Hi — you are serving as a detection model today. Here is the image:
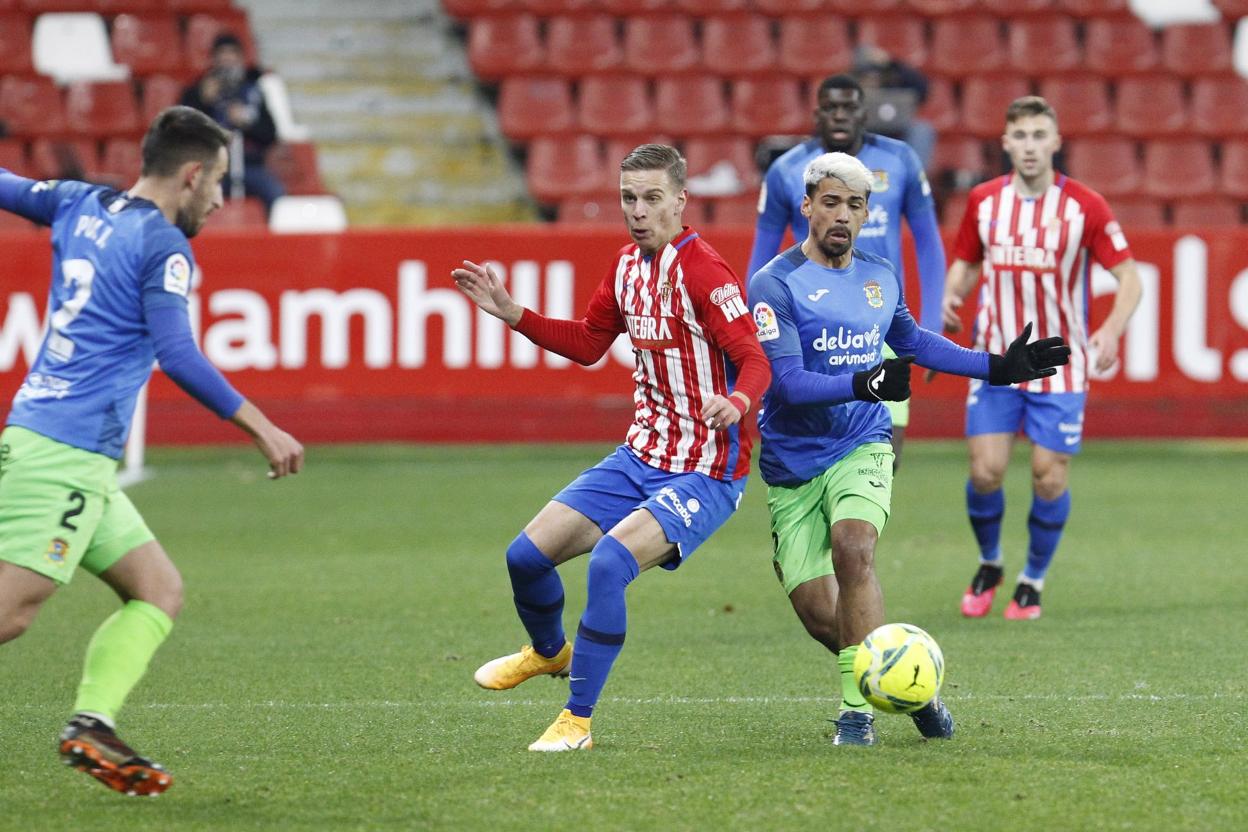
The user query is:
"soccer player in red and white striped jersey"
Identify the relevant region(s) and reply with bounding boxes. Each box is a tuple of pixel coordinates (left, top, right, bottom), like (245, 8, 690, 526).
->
(940, 96, 1142, 620)
(452, 144, 770, 751)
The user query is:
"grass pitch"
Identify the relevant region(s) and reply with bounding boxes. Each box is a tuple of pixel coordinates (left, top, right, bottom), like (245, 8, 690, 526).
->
(1, 441, 1244, 831)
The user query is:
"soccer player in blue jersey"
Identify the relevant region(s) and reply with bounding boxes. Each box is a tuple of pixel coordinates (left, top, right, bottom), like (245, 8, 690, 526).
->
(749, 74, 945, 469)
(0, 107, 304, 795)
(748, 153, 1069, 746)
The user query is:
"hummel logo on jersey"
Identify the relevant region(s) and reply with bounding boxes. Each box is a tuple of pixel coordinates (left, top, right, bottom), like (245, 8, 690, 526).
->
(807, 288, 830, 302)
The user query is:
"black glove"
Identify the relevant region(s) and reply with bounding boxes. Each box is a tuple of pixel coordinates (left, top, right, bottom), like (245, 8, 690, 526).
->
(987, 322, 1072, 385)
(852, 355, 915, 402)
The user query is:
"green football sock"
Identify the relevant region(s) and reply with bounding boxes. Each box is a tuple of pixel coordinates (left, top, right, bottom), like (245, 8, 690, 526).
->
(837, 645, 872, 714)
(74, 600, 173, 722)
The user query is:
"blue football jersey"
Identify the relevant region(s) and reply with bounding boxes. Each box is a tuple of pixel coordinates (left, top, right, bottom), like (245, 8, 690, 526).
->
(748, 245, 923, 486)
(4, 178, 196, 458)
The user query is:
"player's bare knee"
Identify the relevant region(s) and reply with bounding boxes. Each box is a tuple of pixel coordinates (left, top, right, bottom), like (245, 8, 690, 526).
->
(137, 566, 184, 620)
(969, 463, 1005, 493)
(0, 605, 40, 644)
(830, 527, 876, 583)
(1031, 461, 1069, 499)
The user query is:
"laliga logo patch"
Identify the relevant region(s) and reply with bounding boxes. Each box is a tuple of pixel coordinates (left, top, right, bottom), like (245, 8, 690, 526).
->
(753, 302, 780, 342)
(164, 253, 191, 296)
(863, 280, 884, 309)
(871, 170, 890, 193)
(47, 538, 70, 565)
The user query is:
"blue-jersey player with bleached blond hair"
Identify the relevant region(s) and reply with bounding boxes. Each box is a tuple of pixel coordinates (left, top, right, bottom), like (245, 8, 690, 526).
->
(748, 152, 1070, 746)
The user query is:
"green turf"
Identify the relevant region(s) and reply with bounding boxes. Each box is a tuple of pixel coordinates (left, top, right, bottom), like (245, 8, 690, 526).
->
(1, 441, 1244, 831)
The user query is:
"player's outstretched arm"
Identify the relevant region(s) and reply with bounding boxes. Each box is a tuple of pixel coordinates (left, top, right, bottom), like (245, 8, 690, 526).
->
(987, 322, 1071, 386)
(452, 260, 523, 325)
(230, 401, 304, 479)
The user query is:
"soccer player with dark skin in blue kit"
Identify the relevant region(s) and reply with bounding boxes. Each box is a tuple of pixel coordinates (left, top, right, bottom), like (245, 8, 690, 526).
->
(748, 153, 1069, 745)
(0, 106, 304, 796)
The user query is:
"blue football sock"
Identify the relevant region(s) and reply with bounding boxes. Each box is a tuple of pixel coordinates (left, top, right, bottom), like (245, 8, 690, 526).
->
(505, 533, 565, 659)
(1024, 491, 1071, 584)
(566, 535, 639, 719)
(966, 482, 1005, 564)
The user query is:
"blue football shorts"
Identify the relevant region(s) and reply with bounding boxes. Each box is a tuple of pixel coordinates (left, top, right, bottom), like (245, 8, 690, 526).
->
(552, 445, 748, 570)
(965, 379, 1087, 455)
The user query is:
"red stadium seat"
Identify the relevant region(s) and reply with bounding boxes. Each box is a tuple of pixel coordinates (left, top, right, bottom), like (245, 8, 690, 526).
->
(754, 0, 824, 12)
(497, 76, 575, 140)
(778, 17, 852, 77)
(203, 197, 266, 230)
(906, 0, 976, 12)
(546, 16, 622, 77)
(95, 0, 178, 10)
(1220, 143, 1248, 199)
(525, 135, 608, 204)
(674, 0, 750, 13)
(1083, 18, 1158, 76)
(731, 77, 807, 137)
(1115, 76, 1188, 138)
(267, 142, 326, 195)
(1038, 75, 1113, 137)
(931, 135, 987, 187)
(654, 75, 728, 136)
(0, 140, 28, 175)
(169, 0, 240, 11)
(984, 0, 1057, 13)
(1212, 0, 1248, 17)
(1160, 23, 1233, 77)
(441, 0, 514, 17)
(706, 193, 761, 227)
(1142, 140, 1216, 199)
(961, 76, 1032, 139)
(929, 16, 1005, 77)
(98, 137, 142, 187)
(558, 192, 623, 225)
(0, 13, 33, 75)
(1064, 137, 1141, 197)
(524, 0, 598, 13)
(18, 0, 101, 10)
(1106, 195, 1166, 228)
(65, 81, 141, 138)
(1007, 16, 1081, 74)
(466, 15, 542, 82)
(684, 136, 760, 191)
(139, 74, 184, 125)
(1057, 0, 1130, 16)
(577, 76, 654, 136)
(1171, 197, 1242, 227)
(623, 16, 699, 76)
(111, 14, 184, 77)
(29, 138, 100, 181)
(185, 12, 258, 75)
(856, 16, 927, 69)
(824, 0, 905, 12)
(604, 135, 675, 167)
(600, 0, 669, 13)
(0, 76, 67, 138)
(917, 77, 958, 133)
(1191, 76, 1248, 137)
(940, 190, 970, 226)
(702, 16, 776, 77)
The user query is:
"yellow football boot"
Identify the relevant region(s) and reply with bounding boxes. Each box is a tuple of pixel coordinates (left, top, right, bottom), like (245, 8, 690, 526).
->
(528, 709, 592, 752)
(473, 642, 572, 690)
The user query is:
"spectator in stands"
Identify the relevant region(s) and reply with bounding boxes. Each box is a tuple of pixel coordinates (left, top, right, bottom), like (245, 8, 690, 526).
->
(851, 44, 936, 170)
(181, 33, 285, 213)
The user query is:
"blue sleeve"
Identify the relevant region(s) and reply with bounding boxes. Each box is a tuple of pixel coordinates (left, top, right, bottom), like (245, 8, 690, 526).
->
(769, 354, 857, 406)
(901, 151, 947, 331)
(747, 225, 784, 282)
(0, 170, 92, 226)
(747, 163, 793, 278)
(886, 303, 990, 379)
(145, 304, 245, 419)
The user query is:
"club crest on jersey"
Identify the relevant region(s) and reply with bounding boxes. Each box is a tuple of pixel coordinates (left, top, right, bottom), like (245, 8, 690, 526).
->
(164, 253, 191, 296)
(753, 302, 780, 342)
(47, 538, 70, 565)
(625, 314, 676, 350)
(871, 170, 889, 193)
(863, 280, 884, 308)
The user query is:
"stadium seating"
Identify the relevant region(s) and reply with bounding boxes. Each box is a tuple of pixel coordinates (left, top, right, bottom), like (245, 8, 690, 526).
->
(139, 74, 184, 125)
(777, 17, 852, 77)
(917, 77, 959, 133)
(557, 192, 623, 225)
(1142, 139, 1217, 199)
(184, 11, 257, 74)
(856, 16, 928, 68)
(701, 16, 775, 77)
(1038, 75, 1113, 137)
(1006, 16, 1082, 74)
(578, 76, 653, 137)
(684, 136, 761, 193)
(1107, 195, 1166, 228)
(1221, 143, 1248, 199)
(467, 15, 542, 82)
(0, 140, 26, 174)
(99, 137, 141, 186)
(604, 135, 674, 167)
(985, 0, 1060, 13)
(0, 75, 68, 138)
(1083, 18, 1159, 75)
(961, 76, 1033, 139)
(202, 196, 267, 230)
(32, 12, 129, 84)
(1065, 137, 1142, 197)
(623, 16, 698, 76)
(1058, 0, 1131, 16)
(654, 75, 729, 136)
(1190, 76, 1248, 138)
(29, 138, 100, 181)
(707, 193, 761, 227)
(931, 135, 988, 189)
(497, 76, 575, 140)
(1115, 76, 1189, 137)
(110, 13, 185, 77)
(907, 0, 977, 13)
(0, 13, 34, 75)
(730, 77, 807, 137)
(65, 80, 142, 138)
(940, 190, 970, 226)
(525, 134, 608, 204)
(267, 142, 326, 196)
(441, 0, 515, 17)
(1171, 197, 1242, 227)
(1160, 23, 1233, 77)
(929, 16, 1006, 77)
(546, 16, 622, 76)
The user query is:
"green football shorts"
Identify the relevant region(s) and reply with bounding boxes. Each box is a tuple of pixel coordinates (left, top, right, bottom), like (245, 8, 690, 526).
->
(0, 426, 154, 585)
(881, 342, 910, 428)
(766, 442, 894, 595)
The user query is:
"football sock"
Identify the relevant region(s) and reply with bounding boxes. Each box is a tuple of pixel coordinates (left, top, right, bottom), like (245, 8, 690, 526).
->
(566, 535, 639, 719)
(837, 645, 871, 714)
(966, 482, 1005, 564)
(506, 533, 566, 659)
(1024, 490, 1070, 584)
(73, 600, 173, 722)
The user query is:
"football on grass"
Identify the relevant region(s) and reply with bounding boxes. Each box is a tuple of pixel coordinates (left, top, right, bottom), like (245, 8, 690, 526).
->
(853, 622, 945, 714)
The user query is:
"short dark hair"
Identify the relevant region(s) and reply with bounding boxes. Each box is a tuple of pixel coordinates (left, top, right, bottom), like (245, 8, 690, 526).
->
(620, 143, 686, 189)
(816, 74, 864, 101)
(211, 32, 243, 53)
(140, 106, 231, 177)
(1005, 95, 1058, 129)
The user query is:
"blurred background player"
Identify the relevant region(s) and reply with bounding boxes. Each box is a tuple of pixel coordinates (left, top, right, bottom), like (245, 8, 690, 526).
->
(0, 106, 304, 796)
(452, 145, 770, 752)
(851, 44, 936, 171)
(941, 96, 1142, 621)
(749, 75, 945, 470)
(181, 32, 285, 214)
(747, 152, 1069, 746)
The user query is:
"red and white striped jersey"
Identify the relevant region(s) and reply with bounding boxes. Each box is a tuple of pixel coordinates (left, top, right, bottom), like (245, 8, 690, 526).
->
(953, 174, 1133, 393)
(585, 228, 764, 480)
